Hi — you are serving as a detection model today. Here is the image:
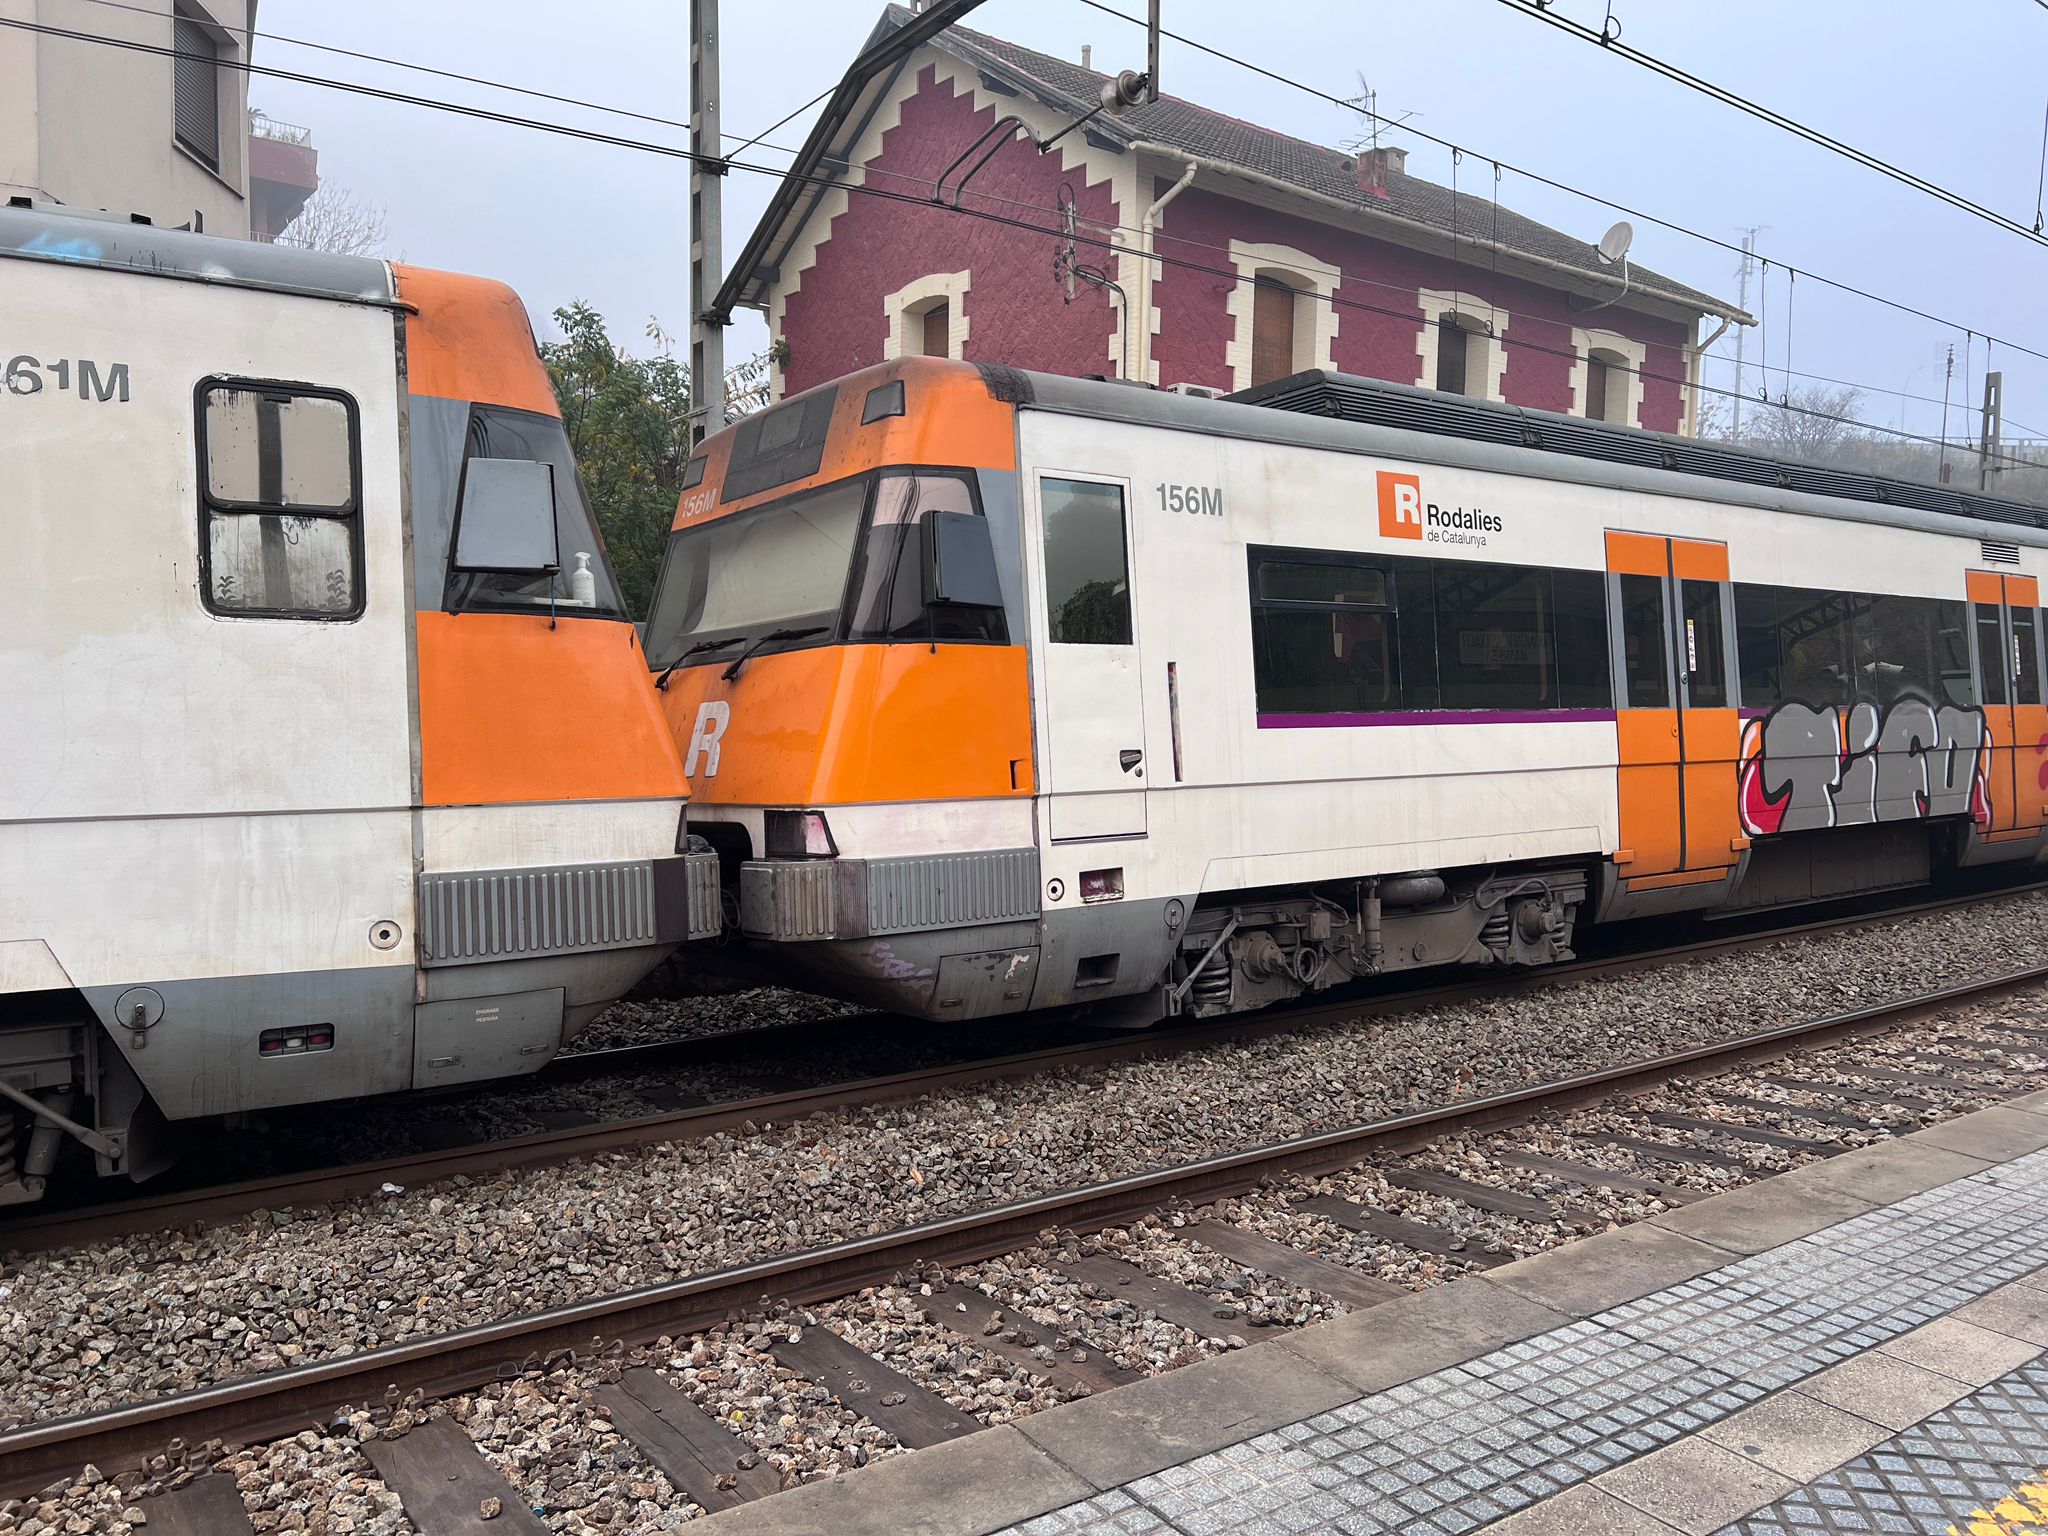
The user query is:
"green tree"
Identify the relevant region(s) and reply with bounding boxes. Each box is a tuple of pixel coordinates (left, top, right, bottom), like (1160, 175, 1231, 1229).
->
(542, 302, 691, 620)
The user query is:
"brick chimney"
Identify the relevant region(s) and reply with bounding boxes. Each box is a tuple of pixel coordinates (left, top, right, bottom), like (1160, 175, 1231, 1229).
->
(1353, 145, 1405, 200)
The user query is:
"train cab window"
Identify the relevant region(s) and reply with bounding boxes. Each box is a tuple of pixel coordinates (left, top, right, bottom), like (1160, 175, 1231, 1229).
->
(644, 477, 867, 670)
(2013, 606, 2042, 705)
(198, 382, 362, 619)
(1975, 603, 2009, 706)
(1042, 479, 1132, 645)
(1618, 574, 1670, 708)
(1680, 579, 1727, 708)
(445, 406, 624, 617)
(847, 471, 1007, 643)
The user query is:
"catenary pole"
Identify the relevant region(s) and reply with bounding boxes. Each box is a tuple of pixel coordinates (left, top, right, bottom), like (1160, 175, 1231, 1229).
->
(689, 0, 725, 445)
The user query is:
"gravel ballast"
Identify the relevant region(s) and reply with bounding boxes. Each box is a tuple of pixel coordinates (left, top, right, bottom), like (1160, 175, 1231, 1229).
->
(7, 895, 2048, 1441)
(12, 897, 2048, 1441)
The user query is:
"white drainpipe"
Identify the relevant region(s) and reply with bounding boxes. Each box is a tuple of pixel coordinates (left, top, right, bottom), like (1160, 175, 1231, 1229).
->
(1687, 315, 1736, 436)
(1137, 157, 1199, 384)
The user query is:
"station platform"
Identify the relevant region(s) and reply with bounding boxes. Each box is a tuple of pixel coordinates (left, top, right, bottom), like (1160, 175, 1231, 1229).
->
(700, 1090, 2048, 1536)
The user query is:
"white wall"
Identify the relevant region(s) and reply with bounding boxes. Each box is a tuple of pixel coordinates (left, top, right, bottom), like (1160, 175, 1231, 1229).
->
(11, 0, 252, 237)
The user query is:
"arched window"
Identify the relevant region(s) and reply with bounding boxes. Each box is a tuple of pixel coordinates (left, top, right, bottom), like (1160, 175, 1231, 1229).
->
(1585, 346, 1628, 422)
(1251, 277, 1299, 388)
(882, 271, 970, 363)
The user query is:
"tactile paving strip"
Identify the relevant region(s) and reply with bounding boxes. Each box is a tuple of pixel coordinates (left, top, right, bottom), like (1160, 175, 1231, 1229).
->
(992, 1150, 2048, 1536)
(1720, 1360, 2048, 1534)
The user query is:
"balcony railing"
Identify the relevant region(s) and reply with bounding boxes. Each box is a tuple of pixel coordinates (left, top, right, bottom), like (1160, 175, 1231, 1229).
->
(248, 112, 312, 146)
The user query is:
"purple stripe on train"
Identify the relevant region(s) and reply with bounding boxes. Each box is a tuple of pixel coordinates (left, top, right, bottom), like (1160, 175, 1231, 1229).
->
(1258, 708, 1620, 728)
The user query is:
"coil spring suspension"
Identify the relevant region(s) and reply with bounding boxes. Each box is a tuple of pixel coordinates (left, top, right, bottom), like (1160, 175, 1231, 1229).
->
(0, 1111, 16, 1190)
(1479, 909, 1513, 955)
(1188, 960, 1231, 1008)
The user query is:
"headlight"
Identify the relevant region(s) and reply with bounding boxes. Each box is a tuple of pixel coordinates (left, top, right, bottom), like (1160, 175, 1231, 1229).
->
(763, 809, 838, 859)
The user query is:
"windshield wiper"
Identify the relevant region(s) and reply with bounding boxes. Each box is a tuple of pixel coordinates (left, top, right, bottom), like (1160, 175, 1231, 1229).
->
(655, 635, 746, 691)
(721, 626, 828, 682)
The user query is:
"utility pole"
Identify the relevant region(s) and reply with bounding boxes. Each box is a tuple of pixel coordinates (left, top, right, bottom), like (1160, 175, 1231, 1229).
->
(688, 0, 726, 446)
(1938, 343, 1955, 484)
(1730, 227, 1761, 439)
(1981, 370, 2004, 491)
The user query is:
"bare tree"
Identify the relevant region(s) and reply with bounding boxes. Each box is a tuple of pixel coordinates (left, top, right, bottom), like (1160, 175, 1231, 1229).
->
(277, 182, 389, 257)
(1709, 382, 1871, 464)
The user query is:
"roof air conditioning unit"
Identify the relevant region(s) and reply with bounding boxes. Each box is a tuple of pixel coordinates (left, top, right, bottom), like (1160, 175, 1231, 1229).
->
(1169, 382, 1221, 399)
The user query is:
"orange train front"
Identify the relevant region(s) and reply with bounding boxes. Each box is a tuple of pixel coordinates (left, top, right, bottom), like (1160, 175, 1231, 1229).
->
(645, 358, 2048, 1027)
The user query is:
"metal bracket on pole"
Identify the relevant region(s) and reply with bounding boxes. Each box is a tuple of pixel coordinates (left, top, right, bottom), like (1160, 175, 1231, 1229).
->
(688, 0, 726, 447)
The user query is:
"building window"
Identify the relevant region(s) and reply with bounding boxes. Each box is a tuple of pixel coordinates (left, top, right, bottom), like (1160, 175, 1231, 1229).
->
(883, 271, 970, 363)
(1225, 242, 1339, 392)
(1585, 347, 1630, 422)
(1417, 291, 1508, 402)
(1251, 278, 1299, 388)
(1042, 478, 1131, 645)
(1435, 316, 1474, 394)
(198, 381, 363, 619)
(920, 301, 950, 358)
(173, 8, 222, 171)
(1572, 329, 1647, 428)
(1585, 354, 1611, 421)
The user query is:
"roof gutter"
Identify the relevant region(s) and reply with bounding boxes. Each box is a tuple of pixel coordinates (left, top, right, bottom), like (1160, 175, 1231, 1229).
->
(712, 0, 994, 322)
(1129, 140, 1755, 328)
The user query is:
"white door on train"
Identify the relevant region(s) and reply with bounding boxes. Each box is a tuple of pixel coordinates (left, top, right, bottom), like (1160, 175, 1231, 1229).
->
(1032, 473, 1149, 841)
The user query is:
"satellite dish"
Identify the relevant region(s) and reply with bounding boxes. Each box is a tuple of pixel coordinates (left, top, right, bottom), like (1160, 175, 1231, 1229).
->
(1596, 220, 1635, 266)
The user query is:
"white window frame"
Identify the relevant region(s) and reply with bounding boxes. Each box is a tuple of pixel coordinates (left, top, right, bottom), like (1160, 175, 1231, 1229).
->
(1416, 289, 1508, 401)
(882, 270, 971, 362)
(1224, 240, 1340, 392)
(1570, 327, 1647, 428)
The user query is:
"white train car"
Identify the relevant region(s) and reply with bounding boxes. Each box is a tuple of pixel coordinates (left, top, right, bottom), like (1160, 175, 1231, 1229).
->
(646, 357, 2046, 1026)
(0, 206, 717, 1203)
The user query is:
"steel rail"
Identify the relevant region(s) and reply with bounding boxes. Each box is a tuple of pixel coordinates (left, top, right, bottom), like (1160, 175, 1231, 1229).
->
(6, 879, 2043, 1257)
(4, 960, 2043, 1497)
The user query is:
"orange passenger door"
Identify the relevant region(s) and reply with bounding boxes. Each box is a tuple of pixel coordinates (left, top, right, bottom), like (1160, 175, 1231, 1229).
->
(1967, 570, 2046, 835)
(1606, 532, 1742, 882)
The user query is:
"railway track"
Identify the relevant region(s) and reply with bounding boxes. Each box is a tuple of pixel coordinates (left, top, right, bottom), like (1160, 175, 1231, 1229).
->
(7, 880, 2042, 1259)
(7, 948, 2047, 1517)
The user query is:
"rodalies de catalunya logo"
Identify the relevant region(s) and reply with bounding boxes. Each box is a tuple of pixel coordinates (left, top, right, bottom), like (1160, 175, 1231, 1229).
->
(1376, 469, 1503, 547)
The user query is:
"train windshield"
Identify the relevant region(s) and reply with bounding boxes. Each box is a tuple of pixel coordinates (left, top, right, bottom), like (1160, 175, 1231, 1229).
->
(643, 477, 868, 669)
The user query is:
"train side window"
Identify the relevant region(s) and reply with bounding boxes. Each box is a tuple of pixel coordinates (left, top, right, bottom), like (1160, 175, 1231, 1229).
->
(1975, 603, 2009, 706)
(1680, 579, 1727, 708)
(1433, 563, 1557, 711)
(1551, 567, 1613, 709)
(1856, 594, 1970, 705)
(197, 381, 362, 619)
(1734, 583, 1782, 707)
(1617, 574, 1669, 708)
(1247, 551, 1398, 714)
(2013, 606, 2041, 705)
(1042, 478, 1131, 645)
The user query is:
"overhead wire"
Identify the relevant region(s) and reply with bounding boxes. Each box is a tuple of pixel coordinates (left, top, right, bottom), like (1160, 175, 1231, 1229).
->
(7, 11, 2042, 472)
(1069, 0, 2048, 369)
(64, 0, 2048, 393)
(1494, 0, 2048, 250)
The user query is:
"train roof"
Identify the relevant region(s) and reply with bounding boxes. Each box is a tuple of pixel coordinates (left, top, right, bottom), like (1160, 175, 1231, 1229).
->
(0, 203, 396, 306)
(997, 364, 2048, 551)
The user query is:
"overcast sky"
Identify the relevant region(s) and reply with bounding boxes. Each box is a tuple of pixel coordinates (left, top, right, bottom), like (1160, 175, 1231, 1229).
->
(255, 0, 2048, 456)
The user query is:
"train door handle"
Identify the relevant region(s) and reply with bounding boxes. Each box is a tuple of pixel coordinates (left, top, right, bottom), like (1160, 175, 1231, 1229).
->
(1119, 749, 1143, 775)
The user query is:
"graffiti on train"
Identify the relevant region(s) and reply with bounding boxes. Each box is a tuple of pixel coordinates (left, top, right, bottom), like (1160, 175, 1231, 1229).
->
(1737, 698, 1993, 835)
